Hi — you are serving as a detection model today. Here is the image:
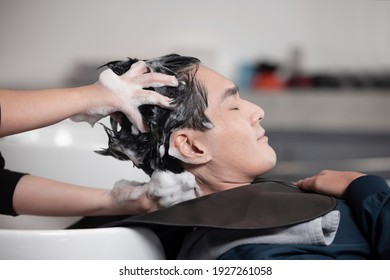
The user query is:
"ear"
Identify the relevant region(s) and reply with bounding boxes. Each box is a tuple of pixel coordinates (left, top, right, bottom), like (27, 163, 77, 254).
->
(168, 129, 211, 165)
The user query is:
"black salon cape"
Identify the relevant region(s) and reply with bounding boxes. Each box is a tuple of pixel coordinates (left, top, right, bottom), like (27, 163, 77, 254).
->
(107, 175, 389, 260)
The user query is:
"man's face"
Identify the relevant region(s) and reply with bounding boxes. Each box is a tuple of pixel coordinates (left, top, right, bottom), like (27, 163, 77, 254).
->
(196, 66, 277, 186)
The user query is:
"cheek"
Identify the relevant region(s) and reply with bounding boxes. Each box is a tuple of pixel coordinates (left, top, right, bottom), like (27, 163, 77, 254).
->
(204, 127, 242, 160)
(208, 120, 251, 152)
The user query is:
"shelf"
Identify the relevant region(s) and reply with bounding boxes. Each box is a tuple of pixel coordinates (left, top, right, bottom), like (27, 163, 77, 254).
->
(240, 90, 390, 133)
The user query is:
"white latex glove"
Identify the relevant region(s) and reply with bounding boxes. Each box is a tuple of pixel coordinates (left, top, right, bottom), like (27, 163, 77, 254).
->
(71, 61, 178, 132)
(111, 179, 158, 214)
(112, 179, 147, 204)
(112, 171, 201, 209)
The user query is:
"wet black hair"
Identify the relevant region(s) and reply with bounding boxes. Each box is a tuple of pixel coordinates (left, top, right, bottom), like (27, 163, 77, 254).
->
(96, 54, 212, 176)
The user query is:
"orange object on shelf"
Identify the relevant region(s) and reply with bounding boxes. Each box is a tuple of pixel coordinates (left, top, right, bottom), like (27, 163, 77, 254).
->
(252, 72, 284, 91)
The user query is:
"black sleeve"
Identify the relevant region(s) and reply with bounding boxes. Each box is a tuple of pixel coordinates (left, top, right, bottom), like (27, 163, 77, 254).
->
(0, 152, 27, 216)
(345, 175, 390, 259)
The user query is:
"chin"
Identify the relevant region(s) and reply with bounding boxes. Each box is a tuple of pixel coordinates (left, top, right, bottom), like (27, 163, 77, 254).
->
(261, 149, 277, 174)
(253, 161, 277, 178)
(266, 146, 277, 164)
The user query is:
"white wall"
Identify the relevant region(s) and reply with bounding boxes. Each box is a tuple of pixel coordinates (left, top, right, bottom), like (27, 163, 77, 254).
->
(1, 0, 389, 88)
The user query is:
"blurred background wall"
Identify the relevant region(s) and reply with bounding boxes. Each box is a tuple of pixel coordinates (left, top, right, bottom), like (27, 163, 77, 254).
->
(0, 0, 389, 88)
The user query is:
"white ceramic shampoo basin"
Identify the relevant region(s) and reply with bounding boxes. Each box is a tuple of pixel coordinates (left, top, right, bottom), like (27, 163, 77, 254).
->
(0, 119, 164, 259)
(0, 227, 165, 259)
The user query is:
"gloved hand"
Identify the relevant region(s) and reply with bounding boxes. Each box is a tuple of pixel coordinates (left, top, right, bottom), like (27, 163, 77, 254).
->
(111, 179, 159, 214)
(71, 61, 178, 132)
(112, 171, 201, 210)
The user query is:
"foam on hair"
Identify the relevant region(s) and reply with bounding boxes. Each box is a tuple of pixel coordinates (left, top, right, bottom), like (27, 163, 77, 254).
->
(96, 54, 213, 176)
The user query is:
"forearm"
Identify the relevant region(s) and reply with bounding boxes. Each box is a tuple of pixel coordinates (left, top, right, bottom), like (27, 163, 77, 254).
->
(12, 175, 121, 216)
(12, 175, 157, 216)
(0, 64, 177, 136)
(0, 85, 111, 137)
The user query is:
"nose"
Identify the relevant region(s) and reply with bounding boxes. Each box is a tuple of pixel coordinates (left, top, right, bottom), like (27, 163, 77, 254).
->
(245, 100, 264, 126)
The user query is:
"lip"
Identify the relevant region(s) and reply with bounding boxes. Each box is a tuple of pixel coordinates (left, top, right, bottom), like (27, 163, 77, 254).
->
(257, 131, 267, 142)
(257, 135, 268, 143)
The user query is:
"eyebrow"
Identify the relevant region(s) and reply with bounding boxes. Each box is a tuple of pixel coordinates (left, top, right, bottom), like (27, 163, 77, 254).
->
(221, 86, 239, 103)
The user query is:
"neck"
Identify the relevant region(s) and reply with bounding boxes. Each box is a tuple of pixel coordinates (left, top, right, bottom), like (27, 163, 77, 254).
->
(186, 165, 252, 195)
